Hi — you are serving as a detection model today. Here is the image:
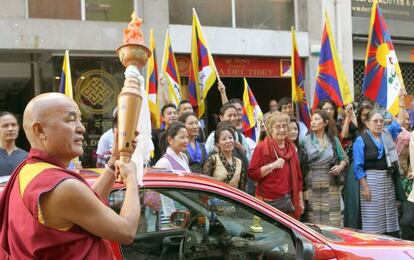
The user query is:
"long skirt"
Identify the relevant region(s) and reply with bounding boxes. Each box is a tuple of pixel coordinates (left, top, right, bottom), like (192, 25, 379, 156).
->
(343, 163, 361, 229)
(305, 166, 342, 227)
(360, 169, 399, 233)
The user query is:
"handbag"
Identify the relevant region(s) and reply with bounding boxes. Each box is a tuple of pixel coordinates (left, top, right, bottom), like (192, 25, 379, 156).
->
(266, 194, 295, 214)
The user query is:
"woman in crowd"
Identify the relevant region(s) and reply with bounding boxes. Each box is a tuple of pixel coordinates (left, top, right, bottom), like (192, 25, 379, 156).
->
(353, 110, 402, 237)
(204, 122, 246, 190)
(205, 103, 251, 161)
(155, 121, 190, 172)
(319, 99, 339, 135)
(301, 110, 348, 227)
(179, 112, 207, 173)
(288, 119, 300, 148)
(248, 112, 303, 219)
(340, 103, 362, 229)
(396, 109, 412, 196)
(357, 101, 373, 134)
(401, 126, 414, 240)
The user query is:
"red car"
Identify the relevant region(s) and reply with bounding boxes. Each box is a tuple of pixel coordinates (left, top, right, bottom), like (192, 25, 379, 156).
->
(3, 170, 414, 259)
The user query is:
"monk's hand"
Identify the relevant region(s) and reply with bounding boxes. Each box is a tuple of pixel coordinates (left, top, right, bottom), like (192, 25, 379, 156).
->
(361, 186, 371, 201)
(407, 171, 414, 180)
(115, 160, 137, 184)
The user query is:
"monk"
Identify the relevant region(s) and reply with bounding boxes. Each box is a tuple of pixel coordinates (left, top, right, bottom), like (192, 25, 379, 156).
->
(0, 93, 140, 259)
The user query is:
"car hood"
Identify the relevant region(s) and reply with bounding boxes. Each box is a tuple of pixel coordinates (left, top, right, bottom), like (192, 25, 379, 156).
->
(308, 224, 414, 246)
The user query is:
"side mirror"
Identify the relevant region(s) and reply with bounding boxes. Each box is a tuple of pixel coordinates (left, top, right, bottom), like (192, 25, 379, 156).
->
(170, 211, 191, 229)
(296, 236, 314, 260)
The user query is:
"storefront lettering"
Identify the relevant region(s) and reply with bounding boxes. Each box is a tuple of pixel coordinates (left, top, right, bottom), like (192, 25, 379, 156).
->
(219, 68, 275, 77)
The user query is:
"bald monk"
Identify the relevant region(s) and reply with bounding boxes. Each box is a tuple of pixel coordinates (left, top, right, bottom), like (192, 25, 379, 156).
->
(0, 93, 140, 259)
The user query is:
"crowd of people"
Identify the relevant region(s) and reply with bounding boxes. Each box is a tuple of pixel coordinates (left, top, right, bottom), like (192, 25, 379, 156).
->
(2, 86, 414, 246)
(126, 85, 414, 239)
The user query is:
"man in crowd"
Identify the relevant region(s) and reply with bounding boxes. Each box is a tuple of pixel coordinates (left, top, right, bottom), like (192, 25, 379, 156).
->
(0, 111, 27, 176)
(96, 108, 117, 168)
(0, 93, 140, 258)
(178, 100, 206, 142)
(177, 100, 193, 117)
(151, 103, 178, 162)
(228, 98, 244, 133)
(264, 99, 278, 120)
(278, 97, 308, 142)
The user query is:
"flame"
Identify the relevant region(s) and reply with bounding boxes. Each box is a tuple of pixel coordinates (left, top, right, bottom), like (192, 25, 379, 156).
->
(122, 11, 145, 45)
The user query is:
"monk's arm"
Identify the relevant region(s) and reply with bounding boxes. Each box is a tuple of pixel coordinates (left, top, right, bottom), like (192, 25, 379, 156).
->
(41, 163, 139, 244)
(92, 161, 116, 199)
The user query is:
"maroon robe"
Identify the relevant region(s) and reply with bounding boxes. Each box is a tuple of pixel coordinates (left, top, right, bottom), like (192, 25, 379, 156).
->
(0, 149, 116, 259)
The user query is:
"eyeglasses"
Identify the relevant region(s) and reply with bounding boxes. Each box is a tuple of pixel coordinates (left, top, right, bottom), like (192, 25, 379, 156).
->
(370, 119, 384, 124)
(273, 124, 288, 130)
(322, 107, 334, 112)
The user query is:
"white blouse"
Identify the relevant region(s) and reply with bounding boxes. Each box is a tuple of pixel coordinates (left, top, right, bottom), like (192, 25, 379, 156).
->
(154, 147, 191, 173)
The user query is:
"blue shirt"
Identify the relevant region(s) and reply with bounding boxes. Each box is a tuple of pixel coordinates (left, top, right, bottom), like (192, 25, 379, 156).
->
(353, 120, 401, 180)
(0, 148, 28, 176)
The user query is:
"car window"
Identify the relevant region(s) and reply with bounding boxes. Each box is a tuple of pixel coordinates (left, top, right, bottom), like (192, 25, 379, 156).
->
(109, 188, 189, 232)
(108, 188, 296, 259)
(174, 190, 296, 259)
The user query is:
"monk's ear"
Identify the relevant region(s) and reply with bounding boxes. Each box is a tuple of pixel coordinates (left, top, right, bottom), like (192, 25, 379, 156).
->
(32, 122, 46, 140)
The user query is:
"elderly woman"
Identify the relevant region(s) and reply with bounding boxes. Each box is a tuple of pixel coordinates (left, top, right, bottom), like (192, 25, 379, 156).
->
(179, 112, 207, 173)
(301, 110, 348, 227)
(204, 122, 245, 190)
(353, 110, 402, 237)
(248, 112, 303, 219)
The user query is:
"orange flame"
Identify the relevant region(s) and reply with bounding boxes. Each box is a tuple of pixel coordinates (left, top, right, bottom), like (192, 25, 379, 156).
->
(122, 12, 146, 45)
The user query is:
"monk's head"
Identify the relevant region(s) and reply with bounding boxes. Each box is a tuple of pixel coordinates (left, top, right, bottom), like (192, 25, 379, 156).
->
(23, 93, 85, 166)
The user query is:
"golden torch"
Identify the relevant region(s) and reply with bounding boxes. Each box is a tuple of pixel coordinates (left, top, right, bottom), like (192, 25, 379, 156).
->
(116, 12, 151, 163)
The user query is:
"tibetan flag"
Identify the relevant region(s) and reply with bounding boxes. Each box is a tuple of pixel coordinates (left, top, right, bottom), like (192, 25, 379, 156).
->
(59, 50, 80, 168)
(59, 50, 73, 98)
(161, 30, 182, 107)
(313, 11, 353, 111)
(188, 9, 218, 118)
(362, 1, 404, 115)
(242, 78, 263, 142)
(146, 29, 161, 129)
(291, 27, 310, 128)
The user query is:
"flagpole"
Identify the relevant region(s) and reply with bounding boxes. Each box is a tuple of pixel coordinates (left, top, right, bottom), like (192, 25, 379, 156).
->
(192, 8, 221, 83)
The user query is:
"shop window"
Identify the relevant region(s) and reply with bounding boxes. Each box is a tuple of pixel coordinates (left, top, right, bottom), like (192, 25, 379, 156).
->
(169, 0, 232, 27)
(235, 0, 294, 30)
(85, 0, 133, 22)
(28, 0, 81, 19)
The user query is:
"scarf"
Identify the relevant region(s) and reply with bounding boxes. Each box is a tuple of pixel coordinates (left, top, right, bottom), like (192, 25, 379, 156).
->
(187, 141, 203, 164)
(218, 152, 237, 184)
(265, 137, 303, 220)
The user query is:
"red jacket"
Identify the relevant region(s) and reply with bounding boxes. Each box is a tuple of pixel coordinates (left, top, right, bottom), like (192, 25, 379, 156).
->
(248, 137, 303, 219)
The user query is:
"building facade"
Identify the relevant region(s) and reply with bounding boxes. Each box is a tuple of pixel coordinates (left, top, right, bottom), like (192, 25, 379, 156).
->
(0, 0, 357, 167)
